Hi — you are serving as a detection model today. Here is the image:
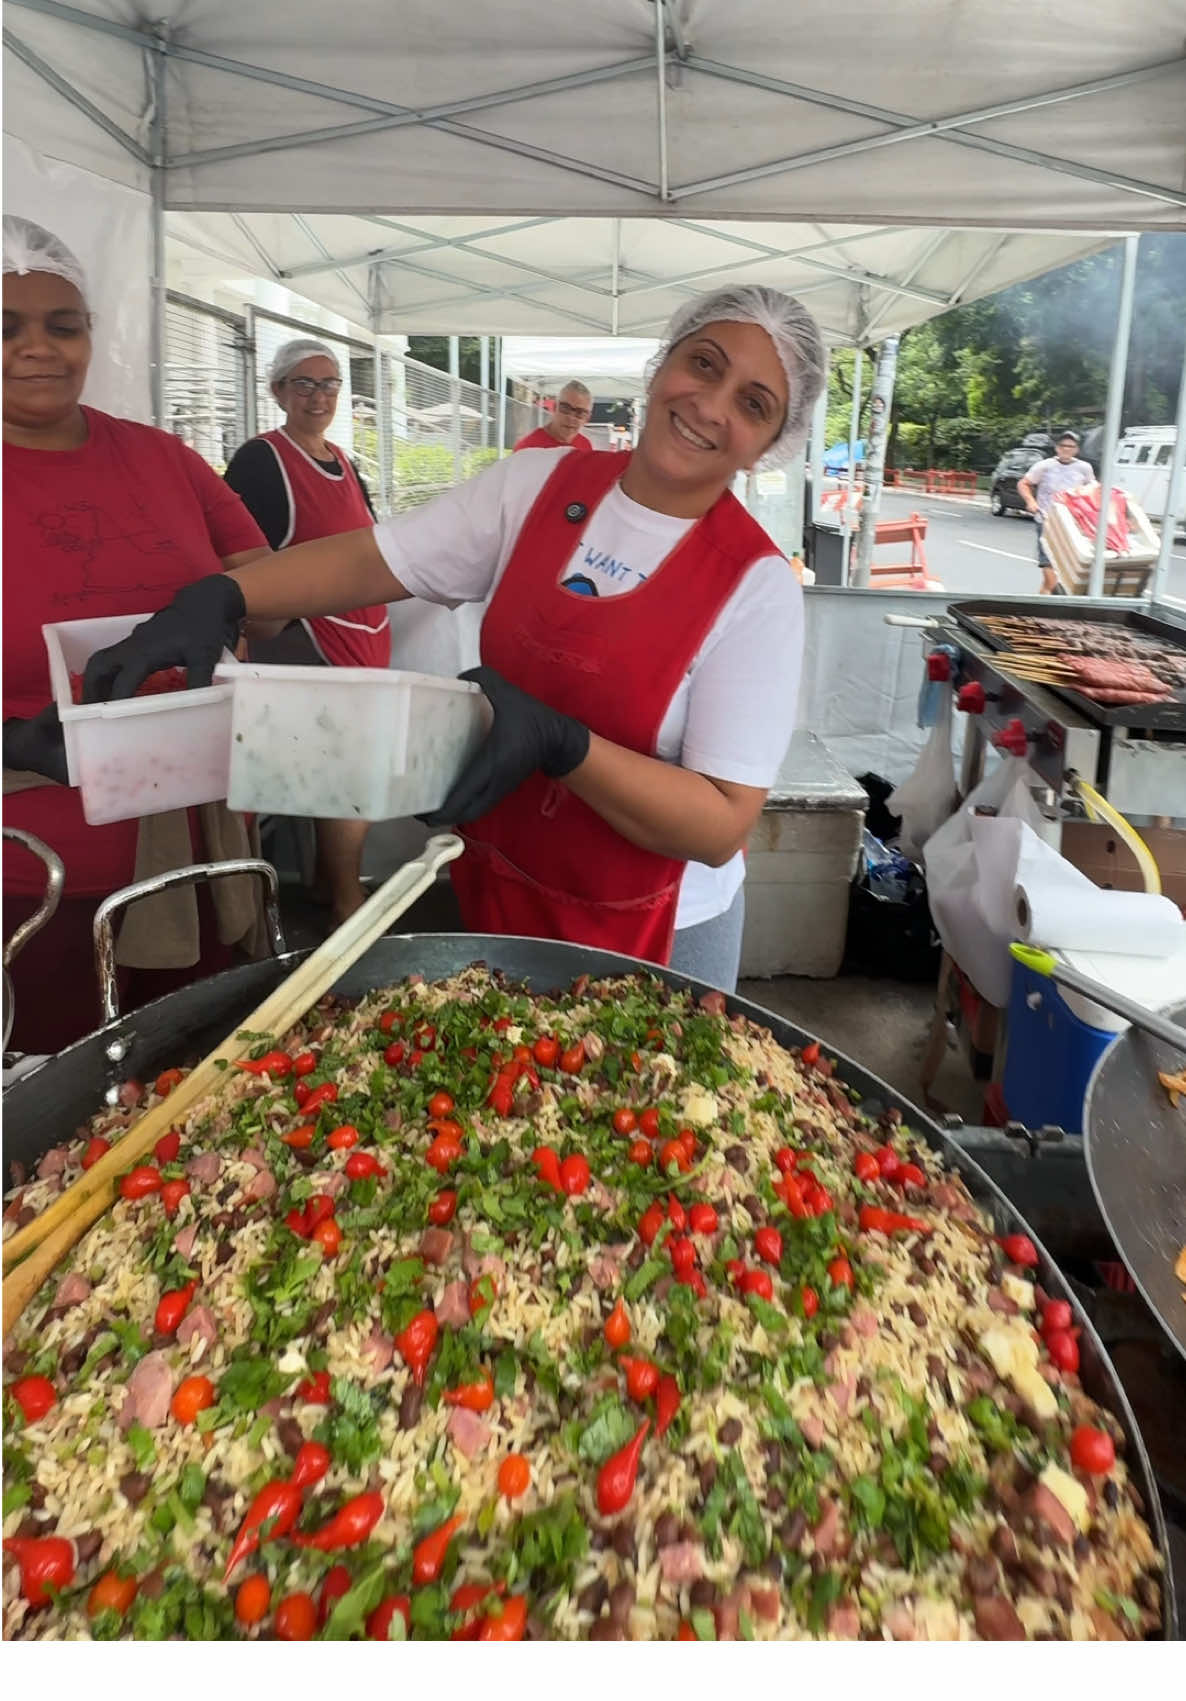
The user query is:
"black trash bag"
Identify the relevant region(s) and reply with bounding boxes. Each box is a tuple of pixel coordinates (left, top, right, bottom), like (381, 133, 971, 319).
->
(843, 842, 941, 982)
(856, 772, 902, 844)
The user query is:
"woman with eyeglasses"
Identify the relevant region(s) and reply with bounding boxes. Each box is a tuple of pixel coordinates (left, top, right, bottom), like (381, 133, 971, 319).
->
(84, 286, 826, 993)
(224, 339, 390, 925)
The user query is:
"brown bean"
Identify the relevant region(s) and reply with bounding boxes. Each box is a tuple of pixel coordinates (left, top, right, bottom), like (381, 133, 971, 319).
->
(1021, 1558, 1055, 1598)
(276, 1417, 307, 1458)
(690, 1579, 718, 1609)
(138, 1568, 165, 1600)
(742, 1194, 762, 1219)
(611, 1521, 635, 1561)
(74, 1530, 103, 1564)
(724, 1146, 749, 1173)
(965, 1556, 1000, 1595)
(1073, 1535, 1091, 1564)
(907, 1302, 927, 1328)
(760, 1440, 781, 1473)
(1135, 1574, 1160, 1612)
(928, 1451, 949, 1476)
(588, 1619, 625, 1641)
(119, 1471, 151, 1504)
(991, 1525, 1019, 1567)
(1103, 1480, 1120, 1510)
(28, 1482, 46, 1511)
(627, 1243, 646, 1271)
(16, 1515, 48, 1538)
(399, 1382, 423, 1431)
(654, 1510, 681, 1549)
(780, 1509, 808, 1550)
(577, 1578, 609, 1617)
(4, 1348, 29, 1375)
(719, 1418, 742, 1446)
(609, 1581, 635, 1623)
(698, 1459, 718, 1497)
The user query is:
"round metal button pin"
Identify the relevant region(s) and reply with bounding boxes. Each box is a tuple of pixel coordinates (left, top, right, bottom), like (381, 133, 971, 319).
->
(565, 502, 587, 522)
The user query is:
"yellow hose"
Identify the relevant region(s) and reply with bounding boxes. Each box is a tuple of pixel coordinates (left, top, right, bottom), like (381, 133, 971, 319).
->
(1071, 776, 1162, 895)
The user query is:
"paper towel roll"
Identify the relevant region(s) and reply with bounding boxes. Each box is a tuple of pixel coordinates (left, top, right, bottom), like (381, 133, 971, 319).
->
(1014, 879, 1183, 956)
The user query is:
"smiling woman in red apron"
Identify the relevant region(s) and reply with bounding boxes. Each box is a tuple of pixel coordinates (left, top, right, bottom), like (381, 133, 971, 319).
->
(83, 286, 827, 991)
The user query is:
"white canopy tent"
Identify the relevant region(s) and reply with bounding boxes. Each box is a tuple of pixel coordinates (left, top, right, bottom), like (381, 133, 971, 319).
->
(499, 337, 659, 402)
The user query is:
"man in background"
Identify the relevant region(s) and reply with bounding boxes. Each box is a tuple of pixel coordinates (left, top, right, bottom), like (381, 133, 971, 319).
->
(514, 379, 593, 451)
(1017, 429, 1096, 594)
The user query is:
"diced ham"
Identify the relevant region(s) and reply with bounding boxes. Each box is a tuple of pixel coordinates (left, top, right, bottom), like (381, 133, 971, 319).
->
(932, 1183, 963, 1210)
(447, 1405, 491, 1458)
(364, 1329, 395, 1373)
(419, 1228, 455, 1267)
(698, 991, 727, 1015)
(588, 1250, 624, 1291)
(827, 1599, 860, 1639)
(987, 1288, 1019, 1316)
(176, 1305, 218, 1360)
(118, 1351, 174, 1431)
(244, 1168, 276, 1201)
(117, 1079, 144, 1108)
(1025, 1482, 1075, 1546)
(827, 1375, 857, 1415)
(882, 1603, 917, 1641)
(241, 1147, 268, 1171)
(823, 1349, 840, 1378)
(3, 1190, 27, 1223)
(973, 1596, 1026, 1641)
(713, 1585, 747, 1641)
(185, 1152, 221, 1185)
(587, 1180, 614, 1212)
(850, 1305, 878, 1339)
(1089, 1607, 1126, 1641)
(462, 1237, 506, 1282)
(53, 1272, 91, 1309)
(174, 1225, 198, 1260)
(37, 1146, 69, 1179)
(436, 1281, 470, 1327)
(749, 1587, 780, 1624)
(311, 1171, 346, 1198)
(801, 1415, 825, 1449)
(658, 1542, 703, 1584)
(812, 1497, 841, 1558)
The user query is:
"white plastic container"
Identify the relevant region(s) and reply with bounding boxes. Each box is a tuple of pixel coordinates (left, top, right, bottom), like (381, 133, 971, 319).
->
(216, 662, 490, 822)
(43, 615, 236, 827)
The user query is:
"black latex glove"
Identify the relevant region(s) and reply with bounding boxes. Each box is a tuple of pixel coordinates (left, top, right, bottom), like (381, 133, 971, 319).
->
(419, 665, 591, 826)
(3, 705, 69, 786)
(82, 574, 247, 702)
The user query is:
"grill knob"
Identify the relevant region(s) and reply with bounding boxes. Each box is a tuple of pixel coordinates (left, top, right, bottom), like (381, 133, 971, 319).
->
(993, 717, 1030, 757)
(957, 682, 986, 714)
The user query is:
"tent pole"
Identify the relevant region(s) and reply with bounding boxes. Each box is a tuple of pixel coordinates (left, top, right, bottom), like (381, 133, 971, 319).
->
(1089, 235, 1139, 598)
(808, 360, 828, 531)
(1149, 330, 1186, 605)
(655, 0, 669, 199)
(147, 35, 168, 427)
(841, 347, 863, 580)
(449, 335, 462, 482)
(480, 335, 490, 448)
(853, 336, 901, 587)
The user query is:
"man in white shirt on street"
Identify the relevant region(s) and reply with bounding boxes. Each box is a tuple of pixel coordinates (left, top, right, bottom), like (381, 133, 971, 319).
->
(1017, 430, 1096, 594)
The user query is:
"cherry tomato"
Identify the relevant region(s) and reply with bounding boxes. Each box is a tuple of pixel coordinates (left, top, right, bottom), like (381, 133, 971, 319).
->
(667, 1195, 687, 1233)
(1042, 1299, 1073, 1334)
(154, 1068, 184, 1097)
(638, 1203, 665, 1246)
(275, 1591, 317, 1641)
(234, 1574, 271, 1627)
(999, 1233, 1039, 1268)
(801, 1285, 820, 1319)
(874, 1145, 900, 1180)
(426, 1131, 463, 1173)
(81, 1135, 111, 1170)
(774, 1147, 799, 1174)
(628, 1139, 652, 1167)
(800, 1041, 821, 1067)
(639, 1108, 662, 1140)
(345, 1151, 386, 1181)
(384, 1040, 406, 1067)
(659, 1140, 691, 1174)
(740, 1268, 774, 1301)
(559, 1042, 585, 1075)
(469, 1274, 496, 1319)
(532, 1146, 562, 1190)
(281, 1125, 317, 1150)
(313, 1217, 343, 1258)
(170, 1375, 215, 1425)
(368, 1594, 412, 1639)
(479, 1595, 528, 1640)
(412, 1023, 437, 1052)
(726, 1259, 746, 1284)
(498, 1454, 530, 1500)
(1045, 1330, 1080, 1374)
(297, 1370, 332, 1405)
(688, 1203, 718, 1236)
(318, 1564, 352, 1624)
(754, 1226, 783, 1266)
(533, 1035, 559, 1068)
(11, 1375, 57, 1423)
(559, 1153, 590, 1196)
(678, 1621, 698, 1641)
(853, 1152, 880, 1184)
(428, 1091, 455, 1119)
(120, 1164, 162, 1200)
(285, 1206, 311, 1238)
(896, 1162, 926, 1191)
(667, 1236, 696, 1276)
(160, 1178, 190, 1217)
(1069, 1425, 1116, 1476)
(621, 1356, 660, 1402)
(294, 1081, 312, 1107)
(301, 1083, 339, 1116)
(154, 1130, 181, 1165)
(154, 1281, 197, 1335)
(676, 1129, 697, 1162)
(428, 1190, 458, 1226)
(378, 1010, 402, 1033)
(604, 1297, 631, 1349)
(306, 1194, 336, 1229)
(827, 1256, 855, 1290)
(613, 1108, 638, 1137)
(328, 1125, 360, 1150)
(292, 1050, 318, 1077)
(87, 1570, 137, 1618)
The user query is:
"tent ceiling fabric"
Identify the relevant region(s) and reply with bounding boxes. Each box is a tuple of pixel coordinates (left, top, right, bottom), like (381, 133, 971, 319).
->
(5, 1, 1184, 339)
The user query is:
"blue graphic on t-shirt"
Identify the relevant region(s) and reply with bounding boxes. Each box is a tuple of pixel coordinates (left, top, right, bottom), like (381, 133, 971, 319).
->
(561, 574, 599, 597)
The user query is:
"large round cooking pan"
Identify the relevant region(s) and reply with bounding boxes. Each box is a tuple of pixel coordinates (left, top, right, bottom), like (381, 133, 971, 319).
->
(3, 933, 1178, 1636)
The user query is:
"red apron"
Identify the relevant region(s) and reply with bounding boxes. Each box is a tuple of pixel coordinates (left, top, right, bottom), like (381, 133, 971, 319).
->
(450, 450, 779, 962)
(263, 429, 390, 669)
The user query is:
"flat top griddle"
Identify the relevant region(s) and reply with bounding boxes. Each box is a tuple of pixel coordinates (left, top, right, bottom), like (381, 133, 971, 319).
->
(949, 600, 1186, 731)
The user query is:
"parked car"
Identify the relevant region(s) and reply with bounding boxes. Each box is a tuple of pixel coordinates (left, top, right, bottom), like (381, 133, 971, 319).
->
(989, 432, 1054, 516)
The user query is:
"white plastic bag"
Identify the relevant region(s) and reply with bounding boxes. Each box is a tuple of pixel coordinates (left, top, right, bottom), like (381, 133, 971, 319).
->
(888, 690, 957, 860)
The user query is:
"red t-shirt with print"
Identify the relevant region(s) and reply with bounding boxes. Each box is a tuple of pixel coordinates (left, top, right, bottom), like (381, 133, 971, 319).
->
(3, 407, 266, 897)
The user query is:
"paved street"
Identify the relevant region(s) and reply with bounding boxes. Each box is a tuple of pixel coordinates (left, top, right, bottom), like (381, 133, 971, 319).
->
(872, 486, 1186, 602)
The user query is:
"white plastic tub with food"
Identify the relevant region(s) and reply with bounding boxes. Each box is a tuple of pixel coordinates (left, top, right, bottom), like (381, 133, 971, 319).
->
(216, 662, 490, 821)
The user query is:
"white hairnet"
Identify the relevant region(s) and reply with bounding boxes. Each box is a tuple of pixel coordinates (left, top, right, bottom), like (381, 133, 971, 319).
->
(2, 215, 88, 301)
(645, 285, 827, 468)
(269, 338, 341, 385)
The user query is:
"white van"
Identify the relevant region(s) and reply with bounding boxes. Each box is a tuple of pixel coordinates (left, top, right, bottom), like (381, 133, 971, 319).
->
(1114, 426, 1184, 529)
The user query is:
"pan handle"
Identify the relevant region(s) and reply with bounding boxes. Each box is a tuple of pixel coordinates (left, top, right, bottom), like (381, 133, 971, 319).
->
(3, 829, 67, 1054)
(93, 859, 286, 1026)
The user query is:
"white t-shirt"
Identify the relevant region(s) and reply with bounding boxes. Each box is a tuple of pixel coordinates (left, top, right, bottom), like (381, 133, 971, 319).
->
(1024, 456, 1095, 517)
(372, 449, 803, 930)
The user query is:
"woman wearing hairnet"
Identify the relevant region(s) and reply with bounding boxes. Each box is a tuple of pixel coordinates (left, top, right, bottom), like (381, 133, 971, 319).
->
(85, 287, 825, 990)
(225, 338, 389, 926)
(2, 215, 272, 1052)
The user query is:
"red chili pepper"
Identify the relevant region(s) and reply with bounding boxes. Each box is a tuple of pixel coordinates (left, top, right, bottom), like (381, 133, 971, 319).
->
(378, 1010, 402, 1033)
(999, 1233, 1039, 1268)
(327, 1125, 360, 1150)
(668, 1236, 696, 1276)
(443, 1369, 495, 1413)
(281, 1125, 318, 1150)
(412, 1514, 463, 1586)
(81, 1135, 111, 1170)
(394, 1308, 439, 1386)
(604, 1297, 631, 1350)
(774, 1146, 798, 1174)
(620, 1357, 660, 1402)
(895, 1162, 926, 1191)
(740, 1268, 774, 1301)
(306, 1194, 337, 1228)
(1041, 1299, 1073, 1335)
(754, 1226, 783, 1266)
(801, 1285, 820, 1319)
(853, 1152, 880, 1184)
(153, 1130, 181, 1165)
(426, 1130, 463, 1173)
(285, 1206, 312, 1239)
(859, 1204, 931, 1237)
(318, 1563, 352, 1624)
(160, 1178, 190, 1217)
(289, 1441, 331, 1489)
(296, 1370, 332, 1405)
(559, 1153, 590, 1196)
(294, 1080, 312, 1107)
(827, 1255, 855, 1291)
(678, 1267, 708, 1299)
(154, 1067, 184, 1097)
(3, 1535, 76, 1606)
(667, 1195, 687, 1233)
(384, 1040, 406, 1068)
(428, 1190, 458, 1226)
(655, 1376, 681, 1438)
(469, 1274, 497, 1319)
(532, 1146, 562, 1191)
(223, 1480, 303, 1581)
(10, 1375, 57, 1423)
(800, 1041, 821, 1067)
(368, 1595, 412, 1640)
(638, 1202, 665, 1246)
(154, 1279, 197, 1336)
(478, 1595, 528, 1641)
(294, 1490, 384, 1552)
(1045, 1329, 1079, 1374)
(688, 1202, 718, 1235)
(119, 1164, 162, 1201)
(344, 1151, 387, 1181)
(234, 1049, 293, 1078)
(292, 1049, 318, 1077)
(300, 1082, 339, 1117)
(596, 1418, 650, 1515)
